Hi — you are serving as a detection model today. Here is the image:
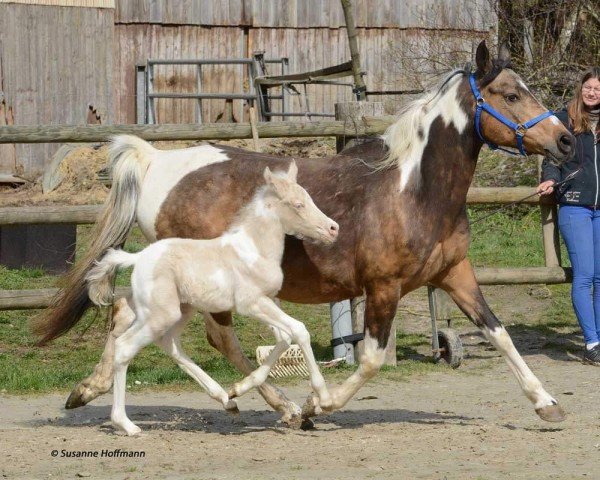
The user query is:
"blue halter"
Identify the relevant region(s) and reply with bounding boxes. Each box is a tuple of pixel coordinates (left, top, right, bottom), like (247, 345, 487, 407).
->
(468, 74, 554, 156)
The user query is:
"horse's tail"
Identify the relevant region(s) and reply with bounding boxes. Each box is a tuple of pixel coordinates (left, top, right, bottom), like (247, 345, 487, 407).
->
(32, 135, 155, 344)
(86, 249, 138, 307)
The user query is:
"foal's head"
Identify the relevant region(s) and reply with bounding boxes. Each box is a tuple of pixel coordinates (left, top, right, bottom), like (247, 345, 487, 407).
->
(263, 162, 339, 245)
(472, 41, 574, 162)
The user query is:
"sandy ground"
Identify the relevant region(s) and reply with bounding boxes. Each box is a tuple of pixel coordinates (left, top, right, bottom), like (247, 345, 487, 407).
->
(1, 286, 597, 480)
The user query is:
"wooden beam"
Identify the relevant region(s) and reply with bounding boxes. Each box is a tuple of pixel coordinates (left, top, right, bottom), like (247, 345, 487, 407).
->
(0, 117, 396, 144)
(0, 269, 572, 311)
(340, 0, 367, 100)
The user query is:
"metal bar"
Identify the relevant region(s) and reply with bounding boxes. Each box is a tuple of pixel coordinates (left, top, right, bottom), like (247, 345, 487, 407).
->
(148, 93, 256, 100)
(196, 64, 203, 124)
(148, 59, 254, 65)
(263, 112, 335, 118)
(147, 63, 155, 124)
(135, 65, 146, 125)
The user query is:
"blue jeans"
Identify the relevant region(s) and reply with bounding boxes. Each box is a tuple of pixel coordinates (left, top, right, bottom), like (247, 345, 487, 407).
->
(558, 205, 600, 345)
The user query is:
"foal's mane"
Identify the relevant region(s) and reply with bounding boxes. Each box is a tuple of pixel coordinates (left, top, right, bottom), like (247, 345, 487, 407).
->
(376, 69, 468, 171)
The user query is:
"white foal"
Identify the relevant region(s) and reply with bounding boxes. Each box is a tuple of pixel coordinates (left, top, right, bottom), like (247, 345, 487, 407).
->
(86, 162, 339, 435)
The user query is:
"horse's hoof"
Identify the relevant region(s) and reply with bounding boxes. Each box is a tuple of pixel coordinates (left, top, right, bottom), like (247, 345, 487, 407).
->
(535, 403, 566, 423)
(279, 402, 303, 429)
(225, 400, 240, 415)
(65, 385, 96, 409)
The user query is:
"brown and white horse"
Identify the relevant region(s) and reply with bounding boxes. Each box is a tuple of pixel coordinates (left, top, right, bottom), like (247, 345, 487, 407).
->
(35, 42, 574, 425)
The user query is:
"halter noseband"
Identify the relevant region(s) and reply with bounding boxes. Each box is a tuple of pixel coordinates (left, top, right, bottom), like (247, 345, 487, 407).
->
(468, 74, 553, 156)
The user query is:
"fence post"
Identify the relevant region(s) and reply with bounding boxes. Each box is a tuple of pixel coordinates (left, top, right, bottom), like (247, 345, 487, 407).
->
(537, 155, 561, 267)
(331, 101, 397, 365)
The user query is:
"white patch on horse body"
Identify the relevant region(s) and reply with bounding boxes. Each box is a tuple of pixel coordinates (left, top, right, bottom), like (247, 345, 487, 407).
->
(220, 228, 260, 266)
(136, 145, 230, 240)
(381, 73, 468, 191)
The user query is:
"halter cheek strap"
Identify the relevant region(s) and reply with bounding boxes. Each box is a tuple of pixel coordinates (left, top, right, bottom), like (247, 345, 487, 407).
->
(469, 74, 554, 156)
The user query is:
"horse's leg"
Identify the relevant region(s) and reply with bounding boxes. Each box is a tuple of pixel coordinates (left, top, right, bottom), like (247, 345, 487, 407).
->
(239, 297, 332, 410)
(65, 296, 135, 409)
(302, 281, 400, 418)
(434, 258, 565, 422)
(228, 330, 291, 399)
(203, 311, 303, 426)
(156, 306, 237, 413)
(111, 320, 155, 436)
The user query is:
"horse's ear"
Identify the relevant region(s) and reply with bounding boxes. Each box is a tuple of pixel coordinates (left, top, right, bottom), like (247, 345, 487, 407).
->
(498, 41, 511, 64)
(475, 40, 492, 75)
(287, 160, 298, 183)
(263, 166, 273, 185)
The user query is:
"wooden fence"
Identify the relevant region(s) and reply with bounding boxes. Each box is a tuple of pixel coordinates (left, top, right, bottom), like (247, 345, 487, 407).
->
(0, 119, 568, 311)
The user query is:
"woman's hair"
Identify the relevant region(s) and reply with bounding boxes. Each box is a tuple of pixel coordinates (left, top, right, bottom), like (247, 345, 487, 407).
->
(567, 66, 600, 135)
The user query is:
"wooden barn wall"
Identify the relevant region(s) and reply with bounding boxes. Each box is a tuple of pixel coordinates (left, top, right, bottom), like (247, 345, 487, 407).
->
(114, 25, 245, 124)
(0, 4, 114, 175)
(115, 25, 488, 124)
(115, 0, 496, 31)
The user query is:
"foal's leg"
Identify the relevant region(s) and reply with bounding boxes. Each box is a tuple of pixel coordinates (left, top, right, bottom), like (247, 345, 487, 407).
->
(203, 311, 303, 425)
(434, 258, 565, 422)
(302, 280, 400, 418)
(66, 296, 135, 409)
(228, 328, 292, 399)
(112, 321, 156, 436)
(156, 306, 237, 412)
(240, 297, 332, 409)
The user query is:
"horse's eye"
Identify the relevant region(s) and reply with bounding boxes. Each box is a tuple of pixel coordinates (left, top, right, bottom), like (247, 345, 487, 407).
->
(293, 202, 304, 209)
(505, 94, 519, 103)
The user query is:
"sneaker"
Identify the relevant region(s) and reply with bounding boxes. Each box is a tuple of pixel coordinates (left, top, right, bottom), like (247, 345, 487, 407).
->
(583, 345, 600, 365)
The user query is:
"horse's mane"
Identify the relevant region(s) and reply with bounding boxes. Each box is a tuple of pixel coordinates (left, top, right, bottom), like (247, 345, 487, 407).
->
(376, 69, 467, 172)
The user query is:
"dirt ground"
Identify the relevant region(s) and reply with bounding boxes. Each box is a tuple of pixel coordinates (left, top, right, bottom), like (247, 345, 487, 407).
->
(1, 286, 596, 480)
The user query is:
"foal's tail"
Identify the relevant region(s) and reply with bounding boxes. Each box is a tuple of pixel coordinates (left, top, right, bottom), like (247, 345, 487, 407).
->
(86, 249, 138, 307)
(32, 135, 155, 344)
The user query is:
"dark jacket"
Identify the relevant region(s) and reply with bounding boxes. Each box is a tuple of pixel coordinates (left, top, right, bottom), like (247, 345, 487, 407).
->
(542, 109, 600, 206)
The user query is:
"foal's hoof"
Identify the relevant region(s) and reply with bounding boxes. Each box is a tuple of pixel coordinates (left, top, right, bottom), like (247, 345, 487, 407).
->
(225, 399, 240, 415)
(65, 385, 97, 409)
(301, 394, 321, 419)
(278, 402, 304, 430)
(300, 417, 315, 431)
(535, 403, 566, 423)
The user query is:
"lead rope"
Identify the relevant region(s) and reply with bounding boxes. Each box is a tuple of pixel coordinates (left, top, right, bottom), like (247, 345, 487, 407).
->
(470, 168, 581, 225)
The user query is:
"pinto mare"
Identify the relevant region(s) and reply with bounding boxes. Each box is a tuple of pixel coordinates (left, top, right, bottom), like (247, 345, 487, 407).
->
(85, 162, 339, 435)
(35, 42, 574, 425)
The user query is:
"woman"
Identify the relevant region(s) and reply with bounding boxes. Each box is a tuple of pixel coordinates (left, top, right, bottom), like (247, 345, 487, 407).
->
(538, 67, 600, 364)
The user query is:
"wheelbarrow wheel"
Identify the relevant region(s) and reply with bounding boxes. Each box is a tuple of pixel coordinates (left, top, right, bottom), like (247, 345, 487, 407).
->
(434, 328, 463, 369)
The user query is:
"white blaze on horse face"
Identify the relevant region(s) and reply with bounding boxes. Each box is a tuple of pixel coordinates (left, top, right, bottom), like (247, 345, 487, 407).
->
(220, 228, 260, 266)
(136, 145, 230, 241)
(549, 115, 561, 126)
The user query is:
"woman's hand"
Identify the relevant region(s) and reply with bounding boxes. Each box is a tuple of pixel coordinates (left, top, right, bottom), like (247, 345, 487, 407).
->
(536, 180, 556, 195)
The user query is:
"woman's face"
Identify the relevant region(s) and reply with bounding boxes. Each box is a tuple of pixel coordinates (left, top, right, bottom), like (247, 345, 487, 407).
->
(581, 77, 600, 109)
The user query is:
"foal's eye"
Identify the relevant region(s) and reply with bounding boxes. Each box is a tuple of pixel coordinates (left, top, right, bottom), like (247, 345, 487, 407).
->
(505, 94, 519, 103)
(293, 202, 304, 209)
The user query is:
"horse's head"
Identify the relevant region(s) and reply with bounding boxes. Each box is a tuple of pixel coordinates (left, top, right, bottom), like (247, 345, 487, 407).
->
(471, 41, 574, 163)
(263, 162, 339, 245)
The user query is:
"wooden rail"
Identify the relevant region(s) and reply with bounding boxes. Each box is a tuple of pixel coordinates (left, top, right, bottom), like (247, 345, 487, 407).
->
(0, 268, 571, 311)
(0, 117, 396, 144)
(0, 188, 553, 226)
